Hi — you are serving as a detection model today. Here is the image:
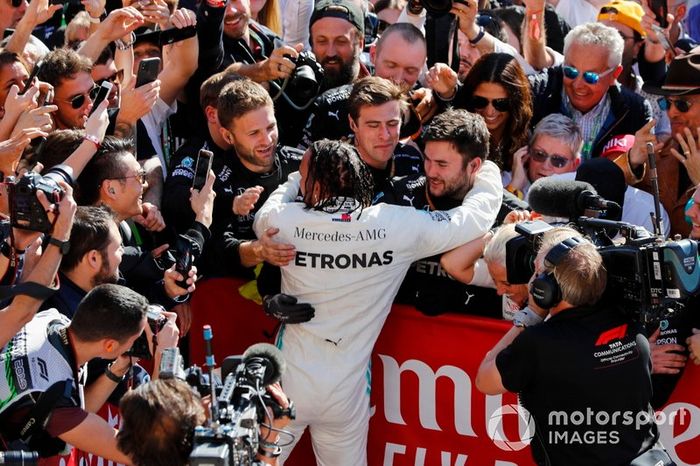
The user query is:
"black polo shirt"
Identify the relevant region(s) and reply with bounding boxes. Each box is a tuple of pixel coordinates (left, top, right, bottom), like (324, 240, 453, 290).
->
(496, 305, 658, 466)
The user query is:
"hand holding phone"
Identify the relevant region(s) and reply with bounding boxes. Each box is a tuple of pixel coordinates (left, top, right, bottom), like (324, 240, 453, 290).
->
(135, 57, 161, 88)
(192, 149, 214, 191)
(89, 81, 113, 116)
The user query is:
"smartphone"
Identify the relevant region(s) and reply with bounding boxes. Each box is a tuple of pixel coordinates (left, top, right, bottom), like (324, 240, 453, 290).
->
(135, 57, 161, 88)
(650, 0, 669, 28)
(192, 149, 213, 191)
(20, 60, 42, 95)
(159, 26, 197, 46)
(173, 236, 193, 289)
(88, 81, 113, 116)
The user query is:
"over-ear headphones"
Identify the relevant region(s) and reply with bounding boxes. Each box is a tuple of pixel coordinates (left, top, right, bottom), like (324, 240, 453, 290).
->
(530, 236, 584, 309)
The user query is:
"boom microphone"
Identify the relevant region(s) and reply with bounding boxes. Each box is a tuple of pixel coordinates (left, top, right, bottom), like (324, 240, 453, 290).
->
(528, 178, 621, 219)
(242, 343, 286, 386)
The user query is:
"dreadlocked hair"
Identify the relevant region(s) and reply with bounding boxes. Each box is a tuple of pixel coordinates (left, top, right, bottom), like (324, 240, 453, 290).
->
(306, 139, 374, 214)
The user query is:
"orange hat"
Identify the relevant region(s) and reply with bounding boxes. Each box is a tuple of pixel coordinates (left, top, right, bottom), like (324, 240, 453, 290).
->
(598, 0, 646, 37)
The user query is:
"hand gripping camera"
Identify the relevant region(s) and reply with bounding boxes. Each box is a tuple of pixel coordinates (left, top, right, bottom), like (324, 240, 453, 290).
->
(7, 164, 73, 233)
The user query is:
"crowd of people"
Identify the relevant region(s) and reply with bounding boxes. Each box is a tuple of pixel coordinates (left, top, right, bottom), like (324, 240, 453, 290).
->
(0, 0, 698, 464)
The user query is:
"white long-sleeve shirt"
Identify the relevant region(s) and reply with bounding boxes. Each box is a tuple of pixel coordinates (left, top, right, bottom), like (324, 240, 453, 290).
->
(253, 161, 502, 368)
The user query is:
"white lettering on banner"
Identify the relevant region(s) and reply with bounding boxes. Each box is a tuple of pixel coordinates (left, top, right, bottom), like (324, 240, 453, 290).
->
(657, 403, 700, 466)
(382, 443, 468, 466)
(378, 355, 476, 436)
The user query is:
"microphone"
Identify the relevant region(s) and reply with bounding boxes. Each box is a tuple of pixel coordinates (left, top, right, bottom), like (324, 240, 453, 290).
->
(528, 178, 620, 219)
(242, 343, 286, 386)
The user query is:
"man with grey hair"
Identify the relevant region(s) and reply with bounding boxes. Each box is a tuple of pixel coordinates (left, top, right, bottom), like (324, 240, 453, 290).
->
(475, 226, 673, 466)
(527, 22, 652, 166)
(505, 113, 582, 198)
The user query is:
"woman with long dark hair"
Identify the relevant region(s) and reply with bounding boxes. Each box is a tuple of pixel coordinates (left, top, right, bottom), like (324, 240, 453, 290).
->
(456, 53, 532, 172)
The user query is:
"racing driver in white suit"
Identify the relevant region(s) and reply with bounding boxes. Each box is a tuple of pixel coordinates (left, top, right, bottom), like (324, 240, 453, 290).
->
(253, 137, 502, 465)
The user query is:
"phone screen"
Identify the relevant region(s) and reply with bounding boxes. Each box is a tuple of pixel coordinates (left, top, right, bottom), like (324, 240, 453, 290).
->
(89, 82, 113, 116)
(192, 149, 214, 190)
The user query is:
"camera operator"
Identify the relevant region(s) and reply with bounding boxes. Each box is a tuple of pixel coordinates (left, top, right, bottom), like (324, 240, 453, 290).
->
(476, 227, 673, 466)
(0, 180, 76, 348)
(117, 378, 292, 466)
(0, 284, 149, 463)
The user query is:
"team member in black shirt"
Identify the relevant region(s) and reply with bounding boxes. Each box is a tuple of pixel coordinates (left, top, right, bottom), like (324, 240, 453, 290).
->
(476, 227, 673, 466)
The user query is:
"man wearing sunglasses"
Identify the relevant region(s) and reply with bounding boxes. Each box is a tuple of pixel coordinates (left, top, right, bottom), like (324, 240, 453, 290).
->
(37, 48, 96, 131)
(524, 20, 652, 165)
(633, 47, 700, 237)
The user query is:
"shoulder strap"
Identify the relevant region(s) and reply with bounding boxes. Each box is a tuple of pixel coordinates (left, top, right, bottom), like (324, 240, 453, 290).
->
(18, 379, 73, 443)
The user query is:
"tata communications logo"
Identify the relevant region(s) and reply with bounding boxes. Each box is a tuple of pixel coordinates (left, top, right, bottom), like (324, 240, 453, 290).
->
(487, 403, 535, 451)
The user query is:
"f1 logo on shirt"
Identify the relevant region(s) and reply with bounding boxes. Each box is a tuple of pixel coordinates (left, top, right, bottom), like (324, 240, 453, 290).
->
(595, 324, 628, 346)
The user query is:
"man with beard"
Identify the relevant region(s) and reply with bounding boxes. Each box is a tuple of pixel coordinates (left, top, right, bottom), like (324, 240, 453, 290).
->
(299, 22, 426, 149)
(378, 108, 517, 317)
(200, 78, 303, 278)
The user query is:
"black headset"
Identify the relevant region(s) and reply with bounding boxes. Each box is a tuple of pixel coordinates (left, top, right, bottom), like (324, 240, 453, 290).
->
(530, 237, 584, 309)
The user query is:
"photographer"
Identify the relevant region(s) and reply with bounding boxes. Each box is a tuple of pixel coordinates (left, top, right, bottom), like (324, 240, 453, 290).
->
(476, 227, 673, 466)
(0, 284, 148, 463)
(117, 378, 292, 466)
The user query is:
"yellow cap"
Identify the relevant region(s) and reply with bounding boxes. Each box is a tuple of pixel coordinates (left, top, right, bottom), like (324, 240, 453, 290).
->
(597, 0, 646, 37)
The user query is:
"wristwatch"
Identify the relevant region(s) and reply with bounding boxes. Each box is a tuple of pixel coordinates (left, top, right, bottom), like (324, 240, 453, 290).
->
(47, 237, 70, 255)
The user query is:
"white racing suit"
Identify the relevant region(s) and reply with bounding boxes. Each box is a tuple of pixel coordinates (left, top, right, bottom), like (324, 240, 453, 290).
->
(252, 161, 503, 465)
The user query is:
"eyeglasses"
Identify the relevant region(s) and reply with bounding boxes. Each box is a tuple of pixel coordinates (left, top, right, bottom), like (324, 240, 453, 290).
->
(110, 169, 147, 184)
(96, 69, 124, 87)
(657, 97, 694, 113)
(530, 149, 572, 168)
(468, 95, 511, 112)
(65, 85, 100, 109)
(10, 0, 22, 7)
(563, 65, 615, 85)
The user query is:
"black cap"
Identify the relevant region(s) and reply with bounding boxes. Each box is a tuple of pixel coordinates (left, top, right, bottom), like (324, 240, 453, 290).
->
(642, 46, 700, 96)
(310, 0, 365, 36)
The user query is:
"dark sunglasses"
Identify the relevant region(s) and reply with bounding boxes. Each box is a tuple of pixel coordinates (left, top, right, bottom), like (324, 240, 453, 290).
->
(67, 85, 100, 109)
(563, 65, 614, 85)
(10, 0, 22, 7)
(530, 149, 572, 169)
(657, 97, 694, 113)
(468, 95, 511, 112)
(96, 69, 124, 87)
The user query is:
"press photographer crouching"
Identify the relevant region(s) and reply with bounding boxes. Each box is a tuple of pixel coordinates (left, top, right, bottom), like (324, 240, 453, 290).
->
(0, 284, 147, 464)
(476, 227, 675, 466)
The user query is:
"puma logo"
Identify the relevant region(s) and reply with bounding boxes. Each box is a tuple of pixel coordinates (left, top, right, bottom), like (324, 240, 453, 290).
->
(464, 291, 475, 306)
(402, 194, 415, 206)
(328, 110, 340, 120)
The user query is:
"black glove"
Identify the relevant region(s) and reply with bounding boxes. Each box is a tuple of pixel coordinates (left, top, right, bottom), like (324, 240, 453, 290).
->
(263, 293, 315, 324)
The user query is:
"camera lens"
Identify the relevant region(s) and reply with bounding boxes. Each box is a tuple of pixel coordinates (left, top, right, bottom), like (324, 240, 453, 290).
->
(422, 0, 453, 14)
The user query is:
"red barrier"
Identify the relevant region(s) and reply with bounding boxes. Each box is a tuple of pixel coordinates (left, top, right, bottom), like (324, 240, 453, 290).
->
(189, 278, 700, 466)
(41, 277, 700, 466)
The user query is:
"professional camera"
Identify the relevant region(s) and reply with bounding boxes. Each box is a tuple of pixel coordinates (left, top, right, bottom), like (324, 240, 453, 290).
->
(272, 51, 324, 111)
(7, 164, 73, 233)
(159, 329, 295, 466)
(505, 219, 700, 324)
(125, 304, 168, 359)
